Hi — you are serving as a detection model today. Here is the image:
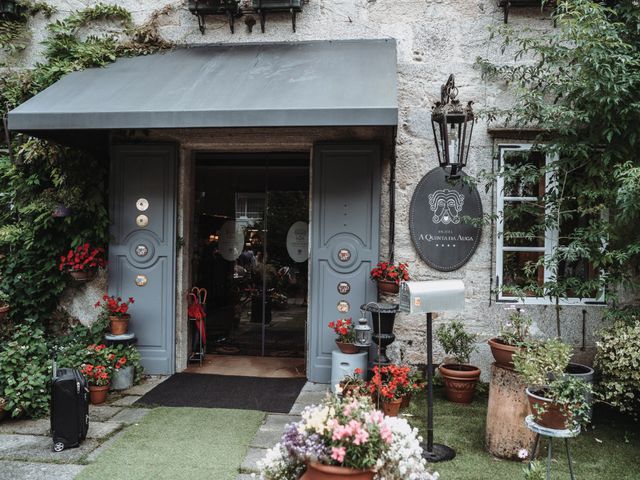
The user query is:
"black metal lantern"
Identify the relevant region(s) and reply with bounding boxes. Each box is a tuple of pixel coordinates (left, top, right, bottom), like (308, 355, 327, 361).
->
(354, 312, 372, 348)
(431, 74, 474, 178)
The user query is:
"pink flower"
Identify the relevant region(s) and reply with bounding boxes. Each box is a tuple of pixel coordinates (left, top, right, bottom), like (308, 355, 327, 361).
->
(380, 424, 393, 444)
(353, 429, 369, 445)
(331, 446, 346, 463)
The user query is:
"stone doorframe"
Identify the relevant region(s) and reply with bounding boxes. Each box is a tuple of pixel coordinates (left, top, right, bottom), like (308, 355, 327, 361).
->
(117, 127, 394, 373)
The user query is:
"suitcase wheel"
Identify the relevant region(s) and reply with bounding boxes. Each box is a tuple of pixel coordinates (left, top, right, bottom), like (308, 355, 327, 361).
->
(53, 442, 65, 452)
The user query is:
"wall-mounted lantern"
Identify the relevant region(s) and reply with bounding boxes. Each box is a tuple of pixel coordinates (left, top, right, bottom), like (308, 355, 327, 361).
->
(497, 0, 556, 24)
(0, 0, 24, 20)
(430, 74, 474, 178)
(252, 0, 302, 33)
(188, 0, 241, 34)
(354, 312, 372, 348)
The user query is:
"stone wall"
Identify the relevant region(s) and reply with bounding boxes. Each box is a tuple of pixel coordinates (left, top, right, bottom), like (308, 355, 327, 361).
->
(12, 1, 609, 376)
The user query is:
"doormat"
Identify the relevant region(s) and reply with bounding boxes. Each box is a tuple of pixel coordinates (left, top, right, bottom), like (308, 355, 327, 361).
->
(135, 373, 307, 413)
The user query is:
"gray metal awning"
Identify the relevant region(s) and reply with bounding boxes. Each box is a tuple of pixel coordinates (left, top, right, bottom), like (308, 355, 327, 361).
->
(8, 39, 397, 132)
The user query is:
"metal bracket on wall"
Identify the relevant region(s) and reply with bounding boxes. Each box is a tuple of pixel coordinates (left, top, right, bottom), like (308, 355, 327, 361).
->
(496, 0, 556, 24)
(255, 0, 301, 33)
(188, 0, 239, 34)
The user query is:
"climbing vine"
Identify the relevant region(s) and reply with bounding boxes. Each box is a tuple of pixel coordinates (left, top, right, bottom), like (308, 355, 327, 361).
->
(0, 3, 174, 331)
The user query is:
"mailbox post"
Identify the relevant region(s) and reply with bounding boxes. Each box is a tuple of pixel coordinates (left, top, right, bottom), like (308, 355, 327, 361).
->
(399, 280, 465, 462)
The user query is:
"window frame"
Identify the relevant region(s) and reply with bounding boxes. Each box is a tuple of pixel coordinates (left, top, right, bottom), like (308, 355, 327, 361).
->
(495, 144, 605, 305)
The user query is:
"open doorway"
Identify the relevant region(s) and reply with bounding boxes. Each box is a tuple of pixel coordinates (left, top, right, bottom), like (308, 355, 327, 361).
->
(190, 153, 309, 376)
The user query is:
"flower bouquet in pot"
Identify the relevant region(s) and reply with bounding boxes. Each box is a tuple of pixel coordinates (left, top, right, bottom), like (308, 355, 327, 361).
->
(370, 261, 410, 295)
(95, 295, 134, 335)
(436, 321, 481, 404)
(59, 243, 106, 282)
(337, 368, 367, 398)
(367, 364, 411, 417)
(330, 318, 357, 354)
(513, 338, 592, 430)
(257, 394, 439, 480)
(488, 305, 532, 368)
(80, 344, 113, 405)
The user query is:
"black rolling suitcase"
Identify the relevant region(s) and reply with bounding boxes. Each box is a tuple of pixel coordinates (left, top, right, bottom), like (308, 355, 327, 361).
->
(51, 367, 89, 452)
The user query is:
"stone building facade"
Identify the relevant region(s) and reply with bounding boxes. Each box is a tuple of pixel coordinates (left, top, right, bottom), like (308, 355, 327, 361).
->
(10, 0, 606, 378)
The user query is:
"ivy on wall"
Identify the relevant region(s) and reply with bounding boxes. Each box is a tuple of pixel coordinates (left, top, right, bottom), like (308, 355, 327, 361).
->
(0, 2, 174, 330)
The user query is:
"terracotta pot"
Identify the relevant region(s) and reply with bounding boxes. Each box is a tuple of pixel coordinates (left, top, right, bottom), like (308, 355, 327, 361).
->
(0, 305, 9, 322)
(110, 315, 130, 335)
(381, 398, 402, 417)
(69, 269, 96, 282)
(335, 341, 358, 354)
(488, 338, 519, 369)
(439, 364, 481, 404)
(400, 393, 412, 410)
(377, 280, 399, 295)
(302, 462, 374, 480)
(526, 388, 571, 430)
(89, 385, 110, 405)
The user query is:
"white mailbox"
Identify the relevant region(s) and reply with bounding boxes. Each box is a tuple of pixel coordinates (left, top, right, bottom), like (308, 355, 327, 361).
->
(399, 280, 465, 314)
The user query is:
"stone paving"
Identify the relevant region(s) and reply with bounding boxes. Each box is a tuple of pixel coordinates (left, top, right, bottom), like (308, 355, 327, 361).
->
(0, 376, 326, 480)
(0, 375, 165, 480)
(236, 382, 329, 479)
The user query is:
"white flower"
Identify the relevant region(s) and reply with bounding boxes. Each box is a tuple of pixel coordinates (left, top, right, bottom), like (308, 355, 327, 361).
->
(518, 448, 529, 460)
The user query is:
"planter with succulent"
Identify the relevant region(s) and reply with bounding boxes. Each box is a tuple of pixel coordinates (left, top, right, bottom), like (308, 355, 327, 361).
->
(0, 291, 10, 322)
(95, 295, 135, 335)
(513, 338, 592, 430)
(436, 320, 481, 404)
(59, 243, 107, 282)
(488, 305, 532, 369)
(329, 318, 357, 354)
(369, 261, 410, 295)
(368, 364, 411, 416)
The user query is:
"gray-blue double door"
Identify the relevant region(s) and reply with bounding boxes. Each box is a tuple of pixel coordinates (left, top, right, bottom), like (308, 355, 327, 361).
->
(308, 144, 381, 384)
(108, 142, 379, 379)
(109, 144, 177, 375)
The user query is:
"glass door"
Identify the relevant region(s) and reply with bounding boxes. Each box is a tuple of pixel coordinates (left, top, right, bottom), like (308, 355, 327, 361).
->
(193, 155, 309, 358)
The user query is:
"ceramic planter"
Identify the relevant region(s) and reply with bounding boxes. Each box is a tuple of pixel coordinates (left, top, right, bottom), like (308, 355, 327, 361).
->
(439, 364, 481, 404)
(381, 398, 402, 417)
(109, 314, 130, 335)
(488, 338, 519, 369)
(565, 362, 595, 420)
(335, 341, 358, 354)
(89, 385, 110, 405)
(301, 462, 374, 480)
(69, 269, 96, 282)
(526, 387, 570, 430)
(400, 393, 412, 410)
(0, 305, 9, 322)
(377, 280, 399, 295)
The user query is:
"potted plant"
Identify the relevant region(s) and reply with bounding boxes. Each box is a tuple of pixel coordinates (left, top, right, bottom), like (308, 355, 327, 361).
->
(0, 390, 6, 422)
(370, 261, 410, 295)
(95, 295, 135, 335)
(337, 368, 366, 398)
(436, 320, 481, 404)
(488, 305, 532, 368)
(399, 368, 425, 409)
(81, 344, 113, 405)
(513, 338, 592, 430)
(59, 243, 107, 282)
(329, 318, 357, 354)
(367, 364, 411, 416)
(257, 394, 439, 480)
(0, 292, 10, 321)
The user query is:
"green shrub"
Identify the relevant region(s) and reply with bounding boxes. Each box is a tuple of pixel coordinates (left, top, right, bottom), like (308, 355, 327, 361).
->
(436, 320, 477, 364)
(513, 338, 572, 387)
(594, 311, 640, 419)
(0, 322, 51, 418)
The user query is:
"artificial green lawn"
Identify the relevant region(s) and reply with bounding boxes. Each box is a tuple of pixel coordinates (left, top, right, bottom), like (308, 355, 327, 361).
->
(406, 388, 640, 480)
(77, 407, 265, 480)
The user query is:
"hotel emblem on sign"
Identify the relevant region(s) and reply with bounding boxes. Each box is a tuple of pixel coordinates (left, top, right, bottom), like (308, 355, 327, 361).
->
(409, 168, 483, 272)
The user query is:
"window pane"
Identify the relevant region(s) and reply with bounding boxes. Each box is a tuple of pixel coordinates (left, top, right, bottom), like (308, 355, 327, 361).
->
(502, 251, 544, 297)
(503, 201, 545, 247)
(558, 259, 599, 298)
(502, 150, 545, 198)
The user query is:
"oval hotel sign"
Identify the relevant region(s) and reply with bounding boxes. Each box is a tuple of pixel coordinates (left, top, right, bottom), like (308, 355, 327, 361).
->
(409, 168, 483, 272)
